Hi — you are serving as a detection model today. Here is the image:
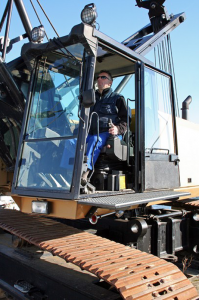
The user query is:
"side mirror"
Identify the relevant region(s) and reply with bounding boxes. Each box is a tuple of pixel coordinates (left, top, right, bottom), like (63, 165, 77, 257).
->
(81, 89, 95, 108)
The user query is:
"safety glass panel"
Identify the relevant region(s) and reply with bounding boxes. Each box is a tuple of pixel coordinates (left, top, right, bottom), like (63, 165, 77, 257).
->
(26, 48, 82, 139)
(144, 67, 175, 154)
(111, 74, 135, 135)
(16, 43, 83, 192)
(111, 75, 135, 105)
(17, 139, 76, 190)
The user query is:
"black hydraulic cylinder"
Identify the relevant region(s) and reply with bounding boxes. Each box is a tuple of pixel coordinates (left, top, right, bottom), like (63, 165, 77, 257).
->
(0, 56, 25, 111)
(181, 95, 192, 120)
(14, 0, 32, 41)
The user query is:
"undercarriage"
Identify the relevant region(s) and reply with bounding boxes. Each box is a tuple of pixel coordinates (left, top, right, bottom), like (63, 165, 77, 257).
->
(0, 205, 199, 299)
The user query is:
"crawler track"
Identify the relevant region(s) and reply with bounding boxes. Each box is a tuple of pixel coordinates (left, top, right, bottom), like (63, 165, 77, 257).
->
(174, 198, 199, 209)
(0, 209, 198, 300)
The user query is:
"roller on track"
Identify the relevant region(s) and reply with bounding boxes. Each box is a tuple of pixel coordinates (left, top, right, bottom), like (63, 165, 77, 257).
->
(0, 209, 198, 300)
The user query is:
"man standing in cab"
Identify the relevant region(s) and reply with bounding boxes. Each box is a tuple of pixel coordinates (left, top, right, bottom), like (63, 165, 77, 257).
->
(81, 70, 127, 185)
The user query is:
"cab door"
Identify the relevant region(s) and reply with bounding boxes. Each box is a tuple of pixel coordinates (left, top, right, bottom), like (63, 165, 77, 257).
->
(143, 65, 179, 191)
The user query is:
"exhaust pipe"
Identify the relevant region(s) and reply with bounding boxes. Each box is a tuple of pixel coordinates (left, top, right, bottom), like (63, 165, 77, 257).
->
(181, 95, 192, 120)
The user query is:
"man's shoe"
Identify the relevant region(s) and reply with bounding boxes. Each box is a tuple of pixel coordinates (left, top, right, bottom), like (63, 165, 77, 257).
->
(81, 177, 87, 186)
(81, 169, 90, 186)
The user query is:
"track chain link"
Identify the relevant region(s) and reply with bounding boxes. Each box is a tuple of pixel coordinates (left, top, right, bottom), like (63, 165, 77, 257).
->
(0, 209, 198, 299)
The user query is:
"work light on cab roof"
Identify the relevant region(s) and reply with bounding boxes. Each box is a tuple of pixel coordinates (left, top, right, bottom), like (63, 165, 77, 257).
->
(31, 25, 45, 43)
(81, 3, 98, 26)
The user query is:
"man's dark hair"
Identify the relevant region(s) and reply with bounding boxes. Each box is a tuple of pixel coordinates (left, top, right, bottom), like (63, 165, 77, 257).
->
(99, 70, 113, 81)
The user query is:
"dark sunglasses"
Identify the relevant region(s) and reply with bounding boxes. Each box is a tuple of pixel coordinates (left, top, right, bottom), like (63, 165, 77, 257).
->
(97, 75, 111, 80)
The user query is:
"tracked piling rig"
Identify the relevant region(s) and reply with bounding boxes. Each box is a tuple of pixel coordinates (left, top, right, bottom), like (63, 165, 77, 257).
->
(0, 1, 199, 299)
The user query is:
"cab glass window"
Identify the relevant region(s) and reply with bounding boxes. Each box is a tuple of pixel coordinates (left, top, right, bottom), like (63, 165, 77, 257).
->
(16, 44, 83, 192)
(144, 67, 175, 154)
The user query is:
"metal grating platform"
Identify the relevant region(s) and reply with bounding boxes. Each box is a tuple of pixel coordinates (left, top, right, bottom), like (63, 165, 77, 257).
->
(78, 190, 190, 209)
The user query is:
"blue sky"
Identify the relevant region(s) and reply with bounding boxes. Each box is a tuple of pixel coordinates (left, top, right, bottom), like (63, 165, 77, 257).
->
(2, 0, 199, 123)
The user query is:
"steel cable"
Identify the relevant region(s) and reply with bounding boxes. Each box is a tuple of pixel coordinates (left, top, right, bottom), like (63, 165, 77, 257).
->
(167, 34, 179, 116)
(36, 0, 60, 37)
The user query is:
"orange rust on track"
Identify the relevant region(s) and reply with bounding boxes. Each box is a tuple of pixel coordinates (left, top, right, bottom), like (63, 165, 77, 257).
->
(173, 199, 199, 208)
(0, 209, 198, 300)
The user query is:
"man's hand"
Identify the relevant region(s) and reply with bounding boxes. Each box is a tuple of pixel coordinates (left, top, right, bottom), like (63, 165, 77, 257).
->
(109, 125, 118, 135)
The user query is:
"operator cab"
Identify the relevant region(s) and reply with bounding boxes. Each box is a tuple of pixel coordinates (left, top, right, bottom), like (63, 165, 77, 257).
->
(11, 20, 179, 200)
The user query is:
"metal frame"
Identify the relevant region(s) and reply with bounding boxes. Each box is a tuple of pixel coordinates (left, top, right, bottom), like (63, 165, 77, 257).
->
(11, 59, 38, 195)
(144, 64, 178, 155)
(2, 0, 13, 60)
(13, 0, 32, 40)
(93, 28, 153, 67)
(12, 24, 98, 200)
(11, 64, 85, 200)
(170, 73, 179, 155)
(123, 13, 186, 57)
(72, 55, 97, 198)
(0, 0, 32, 60)
(134, 62, 145, 193)
(143, 64, 180, 191)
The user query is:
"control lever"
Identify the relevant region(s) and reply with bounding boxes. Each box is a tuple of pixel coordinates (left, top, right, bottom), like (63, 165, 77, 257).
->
(108, 118, 114, 128)
(108, 118, 116, 140)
